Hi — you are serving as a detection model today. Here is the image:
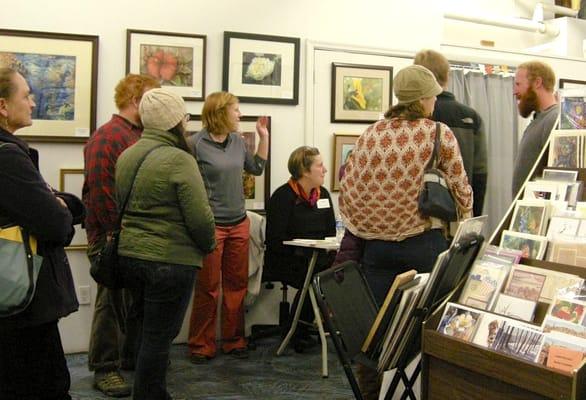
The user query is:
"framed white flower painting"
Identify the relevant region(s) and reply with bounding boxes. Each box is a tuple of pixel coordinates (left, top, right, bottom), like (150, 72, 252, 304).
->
(126, 29, 206, 101)
(222, 31, 300, 105)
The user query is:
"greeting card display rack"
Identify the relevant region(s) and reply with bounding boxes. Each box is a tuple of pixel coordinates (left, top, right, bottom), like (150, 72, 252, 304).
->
(421, 153, 586, 399)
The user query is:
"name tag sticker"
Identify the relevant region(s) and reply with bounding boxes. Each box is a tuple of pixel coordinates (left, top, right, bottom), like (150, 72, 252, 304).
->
(317, 199, 330, 209)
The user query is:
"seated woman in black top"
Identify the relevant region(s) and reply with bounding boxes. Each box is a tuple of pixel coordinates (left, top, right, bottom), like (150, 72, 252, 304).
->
(265, 146, 336, 351)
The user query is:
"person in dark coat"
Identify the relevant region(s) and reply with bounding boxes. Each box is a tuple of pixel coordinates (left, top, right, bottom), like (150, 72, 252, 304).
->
(0, 67, 84, 400)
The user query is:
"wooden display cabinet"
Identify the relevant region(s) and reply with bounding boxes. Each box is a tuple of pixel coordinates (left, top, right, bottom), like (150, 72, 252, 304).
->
(420, 158, 586, 399)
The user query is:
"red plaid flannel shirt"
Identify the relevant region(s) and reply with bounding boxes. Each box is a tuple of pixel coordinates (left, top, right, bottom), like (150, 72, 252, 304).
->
(83, 115, 141, 245)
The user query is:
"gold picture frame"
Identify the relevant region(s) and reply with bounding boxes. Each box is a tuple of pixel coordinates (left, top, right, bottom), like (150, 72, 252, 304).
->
(0, 29, 98, 143)
(59, 168, 87, 250)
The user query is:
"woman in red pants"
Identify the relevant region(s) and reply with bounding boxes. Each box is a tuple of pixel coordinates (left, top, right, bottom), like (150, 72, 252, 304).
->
(187, 92, 269, 362)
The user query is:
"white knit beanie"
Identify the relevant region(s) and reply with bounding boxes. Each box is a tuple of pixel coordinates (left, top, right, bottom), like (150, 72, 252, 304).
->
(139, 88, 186, 131)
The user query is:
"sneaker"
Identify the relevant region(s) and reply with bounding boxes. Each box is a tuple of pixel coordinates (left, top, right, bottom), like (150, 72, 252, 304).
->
(94, 371, 131, 398)
(190, 353, 211, 364)
(227, 347, 249, 359)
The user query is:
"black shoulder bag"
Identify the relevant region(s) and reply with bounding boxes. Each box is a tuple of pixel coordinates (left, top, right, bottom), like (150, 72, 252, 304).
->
(90, 145, 163, 288)
(418, 122, 458, 222)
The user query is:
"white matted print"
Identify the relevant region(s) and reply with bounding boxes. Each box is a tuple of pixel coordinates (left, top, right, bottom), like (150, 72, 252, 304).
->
(509, 200, 549, 236)
(59, 168, 87, 249)
(548, 131, 580, 169)
(499, 230, 548, 260)
(542, 168, 579, 182)
(126, 29, 206, 101)
(222, 31, 300, 105)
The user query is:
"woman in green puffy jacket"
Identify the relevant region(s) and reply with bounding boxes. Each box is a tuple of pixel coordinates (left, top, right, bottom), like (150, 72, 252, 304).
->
(115, 88, 215, 400)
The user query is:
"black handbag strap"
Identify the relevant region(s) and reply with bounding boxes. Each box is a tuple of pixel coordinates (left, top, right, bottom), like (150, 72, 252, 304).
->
(424, 122, 441, 171)
(115, 144, 165, 229)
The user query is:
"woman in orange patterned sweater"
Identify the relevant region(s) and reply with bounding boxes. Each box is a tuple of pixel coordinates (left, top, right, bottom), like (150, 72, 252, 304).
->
(339, 65, 473, 306)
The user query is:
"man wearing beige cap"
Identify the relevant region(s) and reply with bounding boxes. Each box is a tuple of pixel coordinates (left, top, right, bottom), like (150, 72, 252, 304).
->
(340, 64, 472, 399)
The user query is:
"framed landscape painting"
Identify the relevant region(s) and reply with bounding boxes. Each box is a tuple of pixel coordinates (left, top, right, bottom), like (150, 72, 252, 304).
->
(0, 29, 98, 142)
(186, 114, 271, 211)
(222, 31, 300, 105)
(331, 63, 393, 123)
(127, 29, 206, 101)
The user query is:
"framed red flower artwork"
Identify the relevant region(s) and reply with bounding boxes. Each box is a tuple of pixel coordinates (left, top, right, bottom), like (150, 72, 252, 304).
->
(126, 29, 206, 101)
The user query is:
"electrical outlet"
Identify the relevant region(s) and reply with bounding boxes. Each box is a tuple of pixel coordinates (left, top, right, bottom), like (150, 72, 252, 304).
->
(78, 285, 91, 305)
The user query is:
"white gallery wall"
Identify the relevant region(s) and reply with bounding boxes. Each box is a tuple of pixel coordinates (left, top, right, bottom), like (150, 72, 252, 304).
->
(3, 0, 586, 353)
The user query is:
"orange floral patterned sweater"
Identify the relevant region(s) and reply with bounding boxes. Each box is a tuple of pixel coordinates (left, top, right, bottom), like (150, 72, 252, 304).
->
(339, 117, 473, 241)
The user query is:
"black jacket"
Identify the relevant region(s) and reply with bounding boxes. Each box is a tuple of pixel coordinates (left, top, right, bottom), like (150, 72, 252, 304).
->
(433, 91, 488, 216)
(0, 129, 82, 329)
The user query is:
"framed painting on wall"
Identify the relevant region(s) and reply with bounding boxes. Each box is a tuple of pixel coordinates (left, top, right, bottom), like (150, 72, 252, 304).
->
(331, 63, 393, 123)
(222, 31, 300, 105)
(126, 29, 206, 101)
(0, 29, 98, 143)
(59, 168, 87, 249)
(186, 114, 271, 211)
(332, 133, 359, 191)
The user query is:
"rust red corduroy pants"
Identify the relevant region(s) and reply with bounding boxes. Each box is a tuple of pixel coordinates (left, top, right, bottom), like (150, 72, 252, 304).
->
(188, 217, 250, 357)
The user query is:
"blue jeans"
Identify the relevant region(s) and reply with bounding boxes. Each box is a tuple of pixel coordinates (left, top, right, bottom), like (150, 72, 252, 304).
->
(362, 230, 448, 306)
(119, 256, 196, 400)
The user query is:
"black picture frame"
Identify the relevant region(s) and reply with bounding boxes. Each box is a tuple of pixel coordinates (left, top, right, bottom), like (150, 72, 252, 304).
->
(222, 31, 300, 105)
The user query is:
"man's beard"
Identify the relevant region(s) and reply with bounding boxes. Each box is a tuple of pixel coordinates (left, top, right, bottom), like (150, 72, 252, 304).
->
(518, 87, 539, 118)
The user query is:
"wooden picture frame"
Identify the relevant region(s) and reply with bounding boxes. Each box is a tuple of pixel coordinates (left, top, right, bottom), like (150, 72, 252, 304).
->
(222, 31, 300, 105)
(126, 29, 206, 101)
(59, 168, 87, 249)
(186, 114, 271, 211)
(331, 63, 393, 123)
(0, 29, 98, 143)
(332, 133, 360, 191)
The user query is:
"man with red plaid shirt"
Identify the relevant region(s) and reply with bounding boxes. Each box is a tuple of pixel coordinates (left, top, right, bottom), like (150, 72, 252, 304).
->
(82, 74, 159, 398)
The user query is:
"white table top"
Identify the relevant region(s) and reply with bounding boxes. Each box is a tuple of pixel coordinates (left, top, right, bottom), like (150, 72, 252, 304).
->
(283, 238, 340, 251)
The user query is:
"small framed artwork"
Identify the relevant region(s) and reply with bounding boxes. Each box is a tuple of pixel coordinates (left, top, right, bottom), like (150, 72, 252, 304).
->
(523, 180, 560, 201)
(331, 63, 393, 123)
(547, 131, 580, 167)
(559, 79, 586, 90)
(546, 216, 581, 240)
(185, 115, 271, 211)
(332, 133, 360, 191)
(59, 168, 87, 250)
(0, 29, 98, 143)
(126, 29, 206, 101)
(509, 200, 549, 235)
(499, 230, 548, 260)
(542, 168, 579, 182)
(222, 31, 300, 105)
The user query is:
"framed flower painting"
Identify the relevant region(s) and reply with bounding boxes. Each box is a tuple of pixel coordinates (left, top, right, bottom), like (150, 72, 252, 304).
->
(126, 29, 206, 101)
(222, 31, 300, 105)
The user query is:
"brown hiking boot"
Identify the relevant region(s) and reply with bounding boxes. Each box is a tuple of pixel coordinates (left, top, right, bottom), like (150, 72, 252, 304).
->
(94, 371, 131, 397)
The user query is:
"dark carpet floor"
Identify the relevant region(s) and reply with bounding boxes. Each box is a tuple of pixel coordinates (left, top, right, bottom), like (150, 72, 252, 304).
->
(67, 337, 356, 400)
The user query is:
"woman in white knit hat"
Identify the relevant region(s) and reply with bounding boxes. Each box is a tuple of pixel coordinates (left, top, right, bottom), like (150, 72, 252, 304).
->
(115, 87, 216, 400)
